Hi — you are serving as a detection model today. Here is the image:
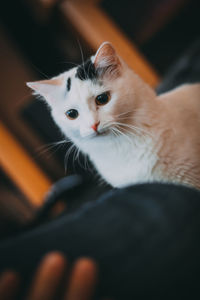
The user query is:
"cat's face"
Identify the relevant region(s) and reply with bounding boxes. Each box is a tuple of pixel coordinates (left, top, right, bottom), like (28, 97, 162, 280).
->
(27, 42, 134, 146)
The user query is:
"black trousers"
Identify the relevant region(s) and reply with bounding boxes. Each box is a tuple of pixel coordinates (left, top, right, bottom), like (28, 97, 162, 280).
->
(0, 183, 200, 299)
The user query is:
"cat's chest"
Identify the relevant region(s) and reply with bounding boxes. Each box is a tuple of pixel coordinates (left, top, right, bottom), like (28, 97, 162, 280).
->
(87, 136, 158, 187)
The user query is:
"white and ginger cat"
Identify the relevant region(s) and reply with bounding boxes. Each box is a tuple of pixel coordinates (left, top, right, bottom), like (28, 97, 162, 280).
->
(27, 42, 200, 189)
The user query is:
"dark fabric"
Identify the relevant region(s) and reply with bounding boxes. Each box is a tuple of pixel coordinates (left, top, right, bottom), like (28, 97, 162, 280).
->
(0, 183, 200, 299)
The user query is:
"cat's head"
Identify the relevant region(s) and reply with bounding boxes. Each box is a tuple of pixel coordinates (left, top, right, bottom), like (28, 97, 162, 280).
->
(27, 42, 151, 146)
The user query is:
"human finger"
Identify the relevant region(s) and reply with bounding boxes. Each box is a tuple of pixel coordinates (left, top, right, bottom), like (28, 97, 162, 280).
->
(64, 258, 98, 300)
(0, 271, 20, 300)
(27, 252, 67, 300)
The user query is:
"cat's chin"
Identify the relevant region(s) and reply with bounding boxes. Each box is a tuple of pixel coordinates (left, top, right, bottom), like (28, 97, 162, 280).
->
(98, 131, 110, 137)
(84, 130, 110, 141)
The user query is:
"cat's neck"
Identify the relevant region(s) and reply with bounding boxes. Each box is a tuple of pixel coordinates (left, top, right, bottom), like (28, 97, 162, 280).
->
(85, 132, 158, 187)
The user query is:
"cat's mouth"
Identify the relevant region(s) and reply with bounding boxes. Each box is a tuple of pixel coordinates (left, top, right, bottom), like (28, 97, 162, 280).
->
(98, 130, 109, 136)
(81, 127, 110, 140)
(84, 129, 109, 140)
(96, 131, 112, 140)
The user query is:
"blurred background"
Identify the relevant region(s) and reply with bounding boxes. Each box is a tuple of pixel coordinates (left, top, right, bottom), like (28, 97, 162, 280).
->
(0, 0, 199, 237)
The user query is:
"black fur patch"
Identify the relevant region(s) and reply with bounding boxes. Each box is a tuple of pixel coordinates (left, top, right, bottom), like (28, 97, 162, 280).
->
(75, 59, 97, 81)
(67, 77, 71, 91)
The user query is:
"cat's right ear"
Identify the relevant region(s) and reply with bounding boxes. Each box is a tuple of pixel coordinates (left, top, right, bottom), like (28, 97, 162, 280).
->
(26, 77, 63, 104)
(94, 42, 121, 79)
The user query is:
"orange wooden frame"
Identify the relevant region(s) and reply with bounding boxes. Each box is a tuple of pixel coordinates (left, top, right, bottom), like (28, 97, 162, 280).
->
(0, 122, 51, 207)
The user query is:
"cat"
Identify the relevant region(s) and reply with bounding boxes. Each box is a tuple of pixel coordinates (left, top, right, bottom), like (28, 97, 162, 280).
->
(27, 42, 200, 189)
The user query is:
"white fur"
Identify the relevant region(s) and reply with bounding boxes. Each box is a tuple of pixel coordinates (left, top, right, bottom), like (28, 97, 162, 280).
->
(45, 69, 159, 187)
(83, 134, 158, 187)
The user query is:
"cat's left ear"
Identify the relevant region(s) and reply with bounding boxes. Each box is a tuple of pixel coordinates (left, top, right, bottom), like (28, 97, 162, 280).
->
(26, 77, 63, 103)
(94, 42, 121, 79)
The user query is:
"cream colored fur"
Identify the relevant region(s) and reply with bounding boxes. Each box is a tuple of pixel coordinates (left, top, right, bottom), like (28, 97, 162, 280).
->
(27, 42, 200, 189)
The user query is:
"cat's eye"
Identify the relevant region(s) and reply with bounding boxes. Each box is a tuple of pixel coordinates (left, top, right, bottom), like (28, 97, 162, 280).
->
(65, 109, 79, 120)
(95, 92, 111, 106)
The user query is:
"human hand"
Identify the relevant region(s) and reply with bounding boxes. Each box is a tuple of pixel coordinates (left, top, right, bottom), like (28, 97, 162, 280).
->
(0, 252, 99, 300)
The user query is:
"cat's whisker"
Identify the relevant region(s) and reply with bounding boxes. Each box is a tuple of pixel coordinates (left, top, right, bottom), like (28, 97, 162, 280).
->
(36, 140, 68, 157)
(77, 149, 85, 170)
(121, 127, 149, 144)
(106, 120, 152, 144)
(64, 143, 91, 173)
(110, 128, 119, 138)
(37, 140, 67, 151)
(112, 126, 133, 144)
(29, 63, 49, 79)
(64, 144, 76, 174)
(111, 121, 154, 139)
(73, 147, 79, 169)
(48, 142, 67, 157)
(77, 39, 88, 80)
(84, 153, 88, 170)
(109, 128, 122, 149)
(75, 147, 80, 161)
(76, 148, 87, 171)
(74, 148, 91, 172)
(115, 125, 142, 141)
(74, 146, 81, 168)
(105, 117, 152, 147)
(82, 152, 92, 172)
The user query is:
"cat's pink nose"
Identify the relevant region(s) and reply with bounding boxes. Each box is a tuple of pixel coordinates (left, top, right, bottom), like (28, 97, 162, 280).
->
(91, 122, 100, 132)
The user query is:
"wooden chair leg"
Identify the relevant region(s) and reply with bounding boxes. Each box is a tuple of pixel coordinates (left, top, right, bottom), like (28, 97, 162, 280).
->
(0, 122, 51, 207)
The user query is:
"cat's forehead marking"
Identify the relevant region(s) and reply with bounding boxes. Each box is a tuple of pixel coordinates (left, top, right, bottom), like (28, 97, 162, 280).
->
(67, 77, 71, 91)
(75, 58, 97, 81)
